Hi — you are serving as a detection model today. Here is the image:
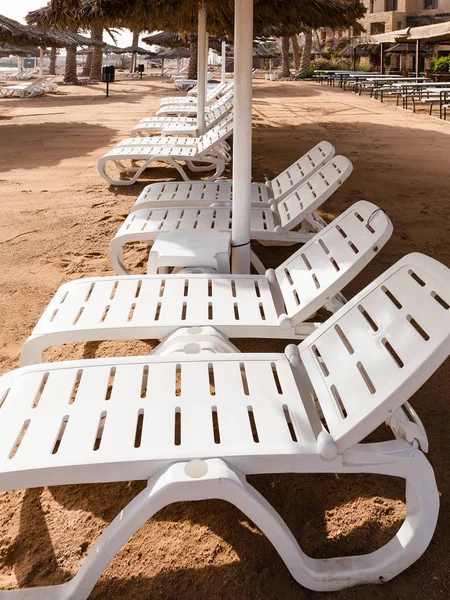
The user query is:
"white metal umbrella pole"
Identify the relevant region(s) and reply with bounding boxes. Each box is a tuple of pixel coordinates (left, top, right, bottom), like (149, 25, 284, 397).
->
(205, 32, 209, 97)
(39, 47, 44, 76)
(231, 0, 254, 274)
(221, 39, 226, 83)
(197, 6, 207, 135)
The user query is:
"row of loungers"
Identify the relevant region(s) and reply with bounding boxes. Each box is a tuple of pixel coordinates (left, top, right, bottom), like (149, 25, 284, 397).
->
(1, 81, 449, 598)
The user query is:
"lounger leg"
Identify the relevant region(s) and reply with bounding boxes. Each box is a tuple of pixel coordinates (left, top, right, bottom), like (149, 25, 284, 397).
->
(98, 156, 192, 186)
(0, 459, 308, 599)
(185, 157, 225, 179)
(151, 326, 240, 355)
(323, 292, 347, 313)
(250, 250, 266, 274)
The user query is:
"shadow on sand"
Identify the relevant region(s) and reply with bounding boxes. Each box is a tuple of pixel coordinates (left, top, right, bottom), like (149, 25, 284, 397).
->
(0, 121, 118, 172)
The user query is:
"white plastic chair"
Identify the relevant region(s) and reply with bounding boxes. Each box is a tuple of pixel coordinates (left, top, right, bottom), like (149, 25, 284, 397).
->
(1, 253, 447, 597)
(20, 202, 392, 365)
(129, 141, 335, 210)
(97, 115, 233, 186)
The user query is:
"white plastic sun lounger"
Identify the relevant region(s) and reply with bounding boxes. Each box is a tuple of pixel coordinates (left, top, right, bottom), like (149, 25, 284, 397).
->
(156, 88, 233, 118)
(0, 76, 57, 98)
(160, 81, 231, 106)
(137, 86, 233, 127)
(131, 100, 234, 138)
(172, 71, 215, 91)
(109, 156, 353, 273)
(98, 116, 233, 186)
(2, 253, 447, 598)
(6, 68, 38, 81)
(20, 202, 392, 365)
(129, 141, 335, 211)
(186, 81, 228, 96)
(117, 113, 233, 153)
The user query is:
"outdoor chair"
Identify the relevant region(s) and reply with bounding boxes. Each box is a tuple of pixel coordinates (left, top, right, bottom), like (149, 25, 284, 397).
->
(108, 155, 353, 274)
(19, 201, 392, 365)
(128, 141, 336, 210)
(98, 115, 233, 185)
(1, 252, 447, 597)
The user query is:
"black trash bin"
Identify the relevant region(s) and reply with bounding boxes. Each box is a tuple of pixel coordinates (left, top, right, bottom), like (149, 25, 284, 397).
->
(137, 64, 144, 73)
(102, 65, 115, 83)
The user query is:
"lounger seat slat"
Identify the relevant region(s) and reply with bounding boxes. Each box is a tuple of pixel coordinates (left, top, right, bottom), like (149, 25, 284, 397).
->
(133, 180, 269, 208)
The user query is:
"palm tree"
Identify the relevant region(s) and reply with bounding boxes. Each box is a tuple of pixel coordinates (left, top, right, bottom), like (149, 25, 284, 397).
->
(300, 28, 313, 72)
(89, 26, 103, 80)
(291, 35, 301, 72)
(188, 38, 197, 79)
(81, 49, 92, 76)
(49, 46, 57, 74)
(130, 30, 139, 73)
(281, 36, 291, 78)
(64, 45, 78, 83)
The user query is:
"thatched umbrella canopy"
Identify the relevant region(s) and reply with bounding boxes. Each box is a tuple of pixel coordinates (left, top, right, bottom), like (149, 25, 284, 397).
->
(50, 0, 366, 38)
(142, 31, 189, 49)
(340, 39, 378, 58)
(0, 14, 72, 48)
(120, 44, 156, 55)
(157, 47, 191, 59)
(0, 44, 40, 57)
(0, 15, 42, 46)
(251, 44, 280, 59)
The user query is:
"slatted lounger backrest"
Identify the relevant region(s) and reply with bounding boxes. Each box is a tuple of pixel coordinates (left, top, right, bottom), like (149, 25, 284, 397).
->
(299, 252, 450, 454)
(204, 100, 234, 127)
(276, 156, 353, 230)
(206, 82, 226, 100)
(211, 87, 234, 109)
(197, 114, 234, 154)
(275, 201, 393, 325)
(270, 141, 335, 201)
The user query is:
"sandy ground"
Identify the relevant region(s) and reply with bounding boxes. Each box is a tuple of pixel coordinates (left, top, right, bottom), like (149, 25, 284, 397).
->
(0, 76, 449, 598)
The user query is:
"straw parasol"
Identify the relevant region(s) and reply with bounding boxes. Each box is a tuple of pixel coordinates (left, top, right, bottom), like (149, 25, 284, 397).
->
(142, 31, 190, 49)
(157, 47, 191, 59)
(50, 1, 366, 38)
(0, 44, 40, 57)
(0, 14, 78, 48)
(119, 45, 156, 55)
